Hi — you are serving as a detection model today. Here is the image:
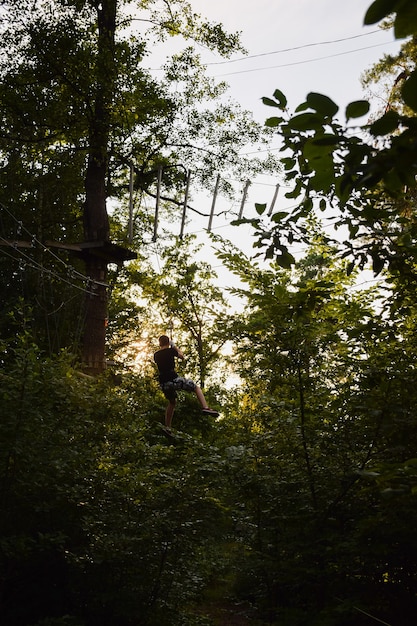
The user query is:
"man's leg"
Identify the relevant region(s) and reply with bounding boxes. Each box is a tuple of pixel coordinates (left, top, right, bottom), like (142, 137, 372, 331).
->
(194, 385, 219, 416)
(171, 377, 219, 417)
(195, 385, 208, 408)
(165, 399, 176, 429)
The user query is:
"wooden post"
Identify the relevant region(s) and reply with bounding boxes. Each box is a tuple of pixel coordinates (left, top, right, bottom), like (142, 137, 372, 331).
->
(208, 174, 220, 233)
(180, 170, 191, 239)
(152, 166, 163, 242)
(128, 161, 134, 243)
(268, 183, 280, 216)
(238, 179, 251, 219)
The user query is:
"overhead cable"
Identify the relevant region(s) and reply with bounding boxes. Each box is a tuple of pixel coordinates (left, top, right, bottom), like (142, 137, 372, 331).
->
(206, 29, 385, 66)
(215, 41, 399, 77)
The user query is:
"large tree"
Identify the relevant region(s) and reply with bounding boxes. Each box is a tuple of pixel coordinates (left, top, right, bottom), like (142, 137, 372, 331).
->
(0, 0, 276, 373)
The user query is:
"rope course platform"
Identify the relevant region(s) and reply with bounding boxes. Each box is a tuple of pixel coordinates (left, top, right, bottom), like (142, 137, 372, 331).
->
(46, 240, 137, 265)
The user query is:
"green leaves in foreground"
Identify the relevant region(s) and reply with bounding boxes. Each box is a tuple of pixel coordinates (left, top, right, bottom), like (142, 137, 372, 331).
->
(364, 0, 417, 112)
(365, 0, 417, 38)
(345, 99, 370, 120)
(304, 92, 339, 117)
(261, 88, 288, 110)
(402, 69, 417, 111)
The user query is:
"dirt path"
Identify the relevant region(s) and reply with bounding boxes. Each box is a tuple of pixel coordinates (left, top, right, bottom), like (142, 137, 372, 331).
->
(194, 598, 263, 625)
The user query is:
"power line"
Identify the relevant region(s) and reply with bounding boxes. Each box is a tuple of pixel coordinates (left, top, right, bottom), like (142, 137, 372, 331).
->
(214, 41, 399, 78)
(149, 29, 394, 74)
(206, 29, 384, 66)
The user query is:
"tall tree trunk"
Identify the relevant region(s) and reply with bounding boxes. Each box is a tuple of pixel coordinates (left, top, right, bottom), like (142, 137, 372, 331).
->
(82, 0, 116, 374)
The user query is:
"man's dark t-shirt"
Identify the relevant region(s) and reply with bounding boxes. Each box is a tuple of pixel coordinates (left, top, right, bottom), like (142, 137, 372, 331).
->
(154, 347, 179, 383)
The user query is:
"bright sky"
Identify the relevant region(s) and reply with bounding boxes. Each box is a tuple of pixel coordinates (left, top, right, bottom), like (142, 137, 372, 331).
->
(189, 0, 399, 118)
(143, 0, 402, 295)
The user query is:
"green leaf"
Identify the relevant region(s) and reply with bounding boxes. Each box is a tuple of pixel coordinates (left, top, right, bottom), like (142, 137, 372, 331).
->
(271, 211, 288, 223)
(349, 223, 360, 238)
(276, 250, 296, 269)
(346, 260, 355, 276)
(273, 88, 288, 109)
(364, 0, 397, 25)
(287, 112, 323, 131)
(310, 167, 335, 193)
(265, 244, 275, 259)
(311, 134, 341, 146)
(369, 110, 400, 135)
(365, 0, 417, 37)
(371, 251, 385, 275)
(262, 97, 283, 108)
(286, 170, 298, 180)
(265, 116, 284, 127)
(304, 138, 333, 161)
(402, 70, 417, 112)
(345, 100, 371, 120)
(255, 203, 267, 215)
(394, 2, 417, 37)
(281, 157, 296, 170)
(383, 167, 406, 194)
(295, 101, 311, 113)
(306, 92, 339, 117)
(285, 180, 303, 199)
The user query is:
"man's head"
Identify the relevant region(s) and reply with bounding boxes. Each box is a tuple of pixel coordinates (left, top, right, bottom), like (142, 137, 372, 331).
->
(159, 335, 170, 347)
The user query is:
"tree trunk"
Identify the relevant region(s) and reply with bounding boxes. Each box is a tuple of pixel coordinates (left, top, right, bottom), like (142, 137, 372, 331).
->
(81, 0, 116, 374)
(82, 255, 108, 374)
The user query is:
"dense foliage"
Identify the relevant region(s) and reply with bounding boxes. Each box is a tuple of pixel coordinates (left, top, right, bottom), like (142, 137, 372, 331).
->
(2, 231, 417, 625)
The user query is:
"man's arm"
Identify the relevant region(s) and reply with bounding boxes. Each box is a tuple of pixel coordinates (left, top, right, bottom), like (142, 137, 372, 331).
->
(170, 340, 185, 360)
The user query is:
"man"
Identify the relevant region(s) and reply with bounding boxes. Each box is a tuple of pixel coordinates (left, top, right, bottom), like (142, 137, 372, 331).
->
(154, 335, 219, 430)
